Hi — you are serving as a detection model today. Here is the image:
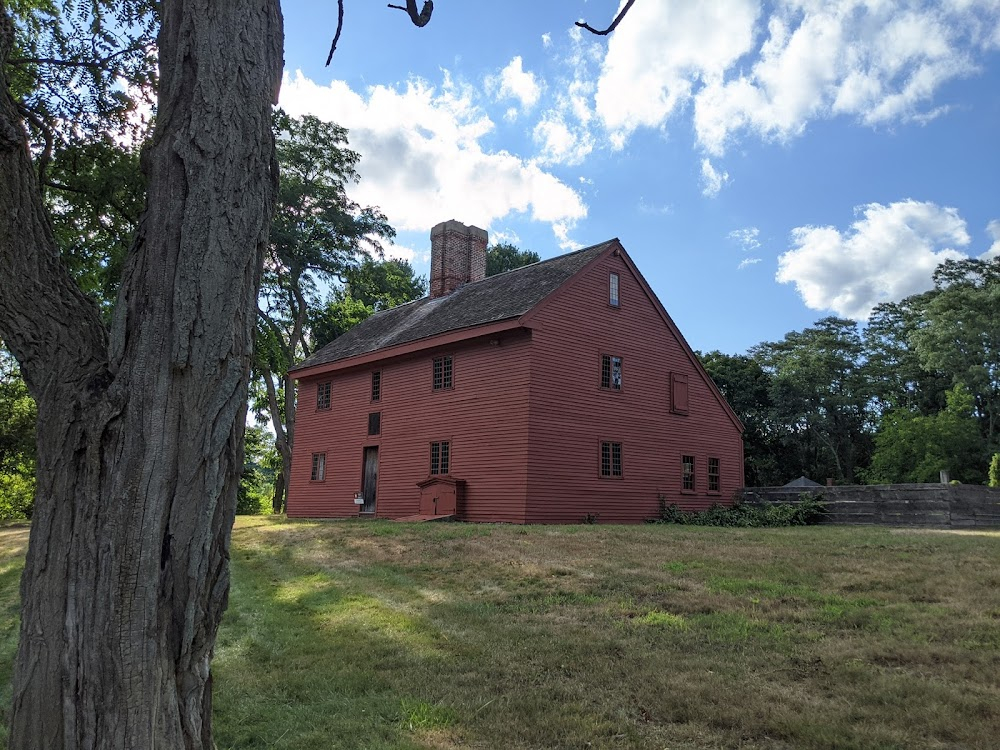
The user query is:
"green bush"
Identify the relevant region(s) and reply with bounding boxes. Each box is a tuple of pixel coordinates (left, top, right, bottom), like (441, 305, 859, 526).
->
(649, 493, 825, 527)
(990, 453, 1000, 488)
(0, 470, 35, 521)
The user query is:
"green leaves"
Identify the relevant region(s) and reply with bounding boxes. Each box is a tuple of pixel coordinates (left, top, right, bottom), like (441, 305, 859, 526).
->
(865, 384, 985, 484)
(6, 0, 158, 159)
(0, 348, 36, 520)
(486, 243, 540, 276)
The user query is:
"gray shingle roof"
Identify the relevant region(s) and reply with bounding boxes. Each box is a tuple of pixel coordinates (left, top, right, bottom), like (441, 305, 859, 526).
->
(293, 240, 615, 372)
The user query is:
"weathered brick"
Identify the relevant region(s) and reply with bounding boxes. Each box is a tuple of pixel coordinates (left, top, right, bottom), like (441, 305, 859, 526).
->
(430, 219, 488, 297)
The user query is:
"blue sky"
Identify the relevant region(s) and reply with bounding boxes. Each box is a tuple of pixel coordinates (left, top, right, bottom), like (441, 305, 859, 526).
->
(279, 0, 1000, 354)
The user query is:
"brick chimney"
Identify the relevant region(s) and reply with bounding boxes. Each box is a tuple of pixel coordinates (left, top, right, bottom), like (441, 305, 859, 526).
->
(430, 220, 488, 298)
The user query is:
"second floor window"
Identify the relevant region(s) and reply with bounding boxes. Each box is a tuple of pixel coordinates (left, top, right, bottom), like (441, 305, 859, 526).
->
(316, 381, 331, 410)
(433, 356, 453, 390)
(430, 441, 450, 474)
(371, 370, 381, 402)
(368, 412, 381, 436)
(610, 272, 620, 306)
(601, 354, 623, 390)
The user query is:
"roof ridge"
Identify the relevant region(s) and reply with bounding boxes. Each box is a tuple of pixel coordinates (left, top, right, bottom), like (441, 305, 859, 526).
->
(470, 238, 618, 284)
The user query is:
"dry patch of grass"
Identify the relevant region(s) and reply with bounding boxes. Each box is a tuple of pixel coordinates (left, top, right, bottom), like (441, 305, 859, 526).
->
(0, 520, 997, 749)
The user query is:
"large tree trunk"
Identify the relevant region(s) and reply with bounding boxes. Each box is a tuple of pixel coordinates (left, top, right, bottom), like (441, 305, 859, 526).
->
(0, 1, 283, 747)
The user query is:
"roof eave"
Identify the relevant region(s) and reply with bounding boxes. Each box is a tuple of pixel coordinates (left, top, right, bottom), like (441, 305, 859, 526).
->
(289, 317, 526, 380)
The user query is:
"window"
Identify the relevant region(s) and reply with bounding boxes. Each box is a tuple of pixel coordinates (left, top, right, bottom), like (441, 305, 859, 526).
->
(311, 453, 326, 481)
(601, 354, 623, 390)
(682, 455, 695, 491)
(432, 356, 453, 390)
(430, 441, 450, 475)
(708, 457, 720, 493)
(368, 411, 381, 436)
(371, 370, 381, 402)
(671, 372, 689, 414)
(601, 441, 623, 477)
(610, 272, 620, 307)
(316, 381, 331, 410)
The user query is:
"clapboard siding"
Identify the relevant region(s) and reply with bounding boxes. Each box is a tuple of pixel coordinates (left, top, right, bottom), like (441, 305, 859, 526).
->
(288, 329, 531, 522)
(288, 239, 744, 524)
(525, 251, 744, 523)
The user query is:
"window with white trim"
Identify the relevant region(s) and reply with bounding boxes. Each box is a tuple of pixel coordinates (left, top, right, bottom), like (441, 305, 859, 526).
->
(610, 272, 620, 307)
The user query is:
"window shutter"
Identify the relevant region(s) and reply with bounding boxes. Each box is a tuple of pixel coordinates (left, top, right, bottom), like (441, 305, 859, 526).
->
(671, 373, 689, 414)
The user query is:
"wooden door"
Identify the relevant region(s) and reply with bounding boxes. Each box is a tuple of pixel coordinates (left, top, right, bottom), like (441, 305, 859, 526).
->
(361, 447, 378, 514)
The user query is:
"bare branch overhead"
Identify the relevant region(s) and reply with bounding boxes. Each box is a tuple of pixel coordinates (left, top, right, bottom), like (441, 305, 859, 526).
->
(325, 0, 345, 65)
(387, 0, 434, 27)
(576, 0, 636, 35)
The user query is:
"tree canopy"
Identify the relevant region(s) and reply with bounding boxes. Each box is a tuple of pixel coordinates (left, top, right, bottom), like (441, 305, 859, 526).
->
(486, 242, 541, 276)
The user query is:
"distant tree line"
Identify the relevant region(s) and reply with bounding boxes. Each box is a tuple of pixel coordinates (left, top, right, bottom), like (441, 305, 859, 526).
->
(701, 255, 1000, 486)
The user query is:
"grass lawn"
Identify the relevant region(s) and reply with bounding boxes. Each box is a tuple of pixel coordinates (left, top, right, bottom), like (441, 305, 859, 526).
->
(1, 519, 999, 749)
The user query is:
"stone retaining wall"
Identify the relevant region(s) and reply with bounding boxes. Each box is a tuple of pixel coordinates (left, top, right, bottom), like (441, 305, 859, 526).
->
(742, 484, 1000, 528)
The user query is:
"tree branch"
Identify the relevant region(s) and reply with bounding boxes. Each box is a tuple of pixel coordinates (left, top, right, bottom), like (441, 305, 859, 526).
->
(43, 179, 135, 224)
(387, 0, 433, 27)
(260, 363, 288, 451)
(324, 0, 345, 66)
(7, 41, 153, 73)
(576, 0, 635, 35)
(16, 102, 53, 190)
(0, 8, 110, 400)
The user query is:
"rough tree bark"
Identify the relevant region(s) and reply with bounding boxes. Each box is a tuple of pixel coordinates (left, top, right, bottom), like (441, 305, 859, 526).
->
(0, 0, 283, 746)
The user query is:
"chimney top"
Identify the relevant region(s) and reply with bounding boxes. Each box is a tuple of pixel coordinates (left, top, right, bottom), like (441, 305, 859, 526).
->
(429, 220, 488, 298)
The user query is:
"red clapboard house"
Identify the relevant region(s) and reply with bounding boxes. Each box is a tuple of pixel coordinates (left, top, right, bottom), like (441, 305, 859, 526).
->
(287, 220, 744, 523)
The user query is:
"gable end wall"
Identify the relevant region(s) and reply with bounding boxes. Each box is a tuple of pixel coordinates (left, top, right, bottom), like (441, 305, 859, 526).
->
(525, 249, 745, 524)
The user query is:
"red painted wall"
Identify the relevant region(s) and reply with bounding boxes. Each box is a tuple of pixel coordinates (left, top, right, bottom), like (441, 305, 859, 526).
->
(288, 246, 744, 524)
(525, 251, 744, 524)
(288, 329, 532, 522)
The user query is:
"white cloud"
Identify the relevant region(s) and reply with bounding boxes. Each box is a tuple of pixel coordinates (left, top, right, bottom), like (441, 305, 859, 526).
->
(385, 243, 419, 264)
(488, 56, 541, 113)
(595, 0, 760, 146)
(280, 71, 586, 243)
(578, 1, 1000, 157)
(541, 33, 552, 48)
(553, 220, 583, 251)
(700, 158, 730, 197)
(694, 1, 1000, 155)
(776, 200, 971, 319)
(532, 115, 594, 165)
(729, 227, 761, 251)
(638, 197, 673, 215)
(983, 219, 1000, 260)
(528, 30, 601, 166)
(738, 257, 763, 269)
(490, 228, 521, 246)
